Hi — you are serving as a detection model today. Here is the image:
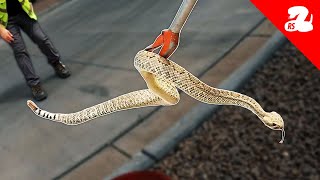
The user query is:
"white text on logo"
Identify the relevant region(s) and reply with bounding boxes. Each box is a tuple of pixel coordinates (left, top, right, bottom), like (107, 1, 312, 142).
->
(285, 6, 313, 32)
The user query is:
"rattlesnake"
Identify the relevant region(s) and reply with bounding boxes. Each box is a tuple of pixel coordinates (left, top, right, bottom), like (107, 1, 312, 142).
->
(27, 50, 285, 143)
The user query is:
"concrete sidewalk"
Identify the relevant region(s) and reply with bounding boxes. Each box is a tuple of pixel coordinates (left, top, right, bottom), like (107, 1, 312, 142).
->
(0, 0, 273, 179)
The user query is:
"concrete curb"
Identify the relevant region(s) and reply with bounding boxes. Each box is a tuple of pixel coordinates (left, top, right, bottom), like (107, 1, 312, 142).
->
(106, 31, 287, 180)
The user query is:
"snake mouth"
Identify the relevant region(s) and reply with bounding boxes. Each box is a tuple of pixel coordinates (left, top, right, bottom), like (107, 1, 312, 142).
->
(262, 121, 285, 143)
(273, 125, 283, 131)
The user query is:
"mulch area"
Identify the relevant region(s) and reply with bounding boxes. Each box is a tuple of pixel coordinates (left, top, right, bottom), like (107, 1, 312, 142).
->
(152, 43, 320, 180)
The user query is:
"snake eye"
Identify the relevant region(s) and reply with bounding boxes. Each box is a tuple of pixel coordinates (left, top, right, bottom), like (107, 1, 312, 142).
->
(270, 123, 281, 130)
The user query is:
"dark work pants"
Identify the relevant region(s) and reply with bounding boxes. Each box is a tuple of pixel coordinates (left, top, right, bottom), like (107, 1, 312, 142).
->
(7, 12, 60, 86)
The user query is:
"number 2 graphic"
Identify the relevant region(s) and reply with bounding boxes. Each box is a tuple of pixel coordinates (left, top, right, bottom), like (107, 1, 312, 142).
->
(285, 6, 313, 32)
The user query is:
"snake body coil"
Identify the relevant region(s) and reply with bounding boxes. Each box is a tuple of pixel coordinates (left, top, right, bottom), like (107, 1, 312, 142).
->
(27, 50, 285, 142)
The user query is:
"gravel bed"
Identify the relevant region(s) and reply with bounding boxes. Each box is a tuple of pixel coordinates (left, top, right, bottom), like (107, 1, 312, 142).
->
(152, 43, 320, 180)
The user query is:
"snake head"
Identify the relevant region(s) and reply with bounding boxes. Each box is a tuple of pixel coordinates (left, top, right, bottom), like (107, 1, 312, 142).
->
(263, 111, 284, 130)
(262, 111, 285, 143)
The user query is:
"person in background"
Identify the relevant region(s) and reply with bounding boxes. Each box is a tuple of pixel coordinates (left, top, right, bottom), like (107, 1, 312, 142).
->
(0, 0, 70, 101)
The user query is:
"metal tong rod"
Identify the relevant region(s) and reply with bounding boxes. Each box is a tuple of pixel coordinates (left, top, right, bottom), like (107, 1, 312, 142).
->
(169, 0, 198, 33)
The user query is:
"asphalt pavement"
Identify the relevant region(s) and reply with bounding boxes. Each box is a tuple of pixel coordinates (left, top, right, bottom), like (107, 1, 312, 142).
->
(0, 0, 263, 179)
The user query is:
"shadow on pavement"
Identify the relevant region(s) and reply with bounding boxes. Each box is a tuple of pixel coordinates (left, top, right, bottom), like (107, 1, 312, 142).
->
(0, 74, 56, 103)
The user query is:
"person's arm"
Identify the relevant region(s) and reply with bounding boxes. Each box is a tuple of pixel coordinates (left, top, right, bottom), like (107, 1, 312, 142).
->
(0, 24, 14, 43)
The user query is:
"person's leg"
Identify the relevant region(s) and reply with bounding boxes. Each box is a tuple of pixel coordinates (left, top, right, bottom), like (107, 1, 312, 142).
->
(17, 13, 60, 65)
(7, 17, 47, 101)
(7, 17, 40, 87)
(17, 13, 71, 78)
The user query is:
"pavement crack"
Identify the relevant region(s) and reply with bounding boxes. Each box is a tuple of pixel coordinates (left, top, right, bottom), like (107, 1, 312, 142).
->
(110, 144, 132, 159)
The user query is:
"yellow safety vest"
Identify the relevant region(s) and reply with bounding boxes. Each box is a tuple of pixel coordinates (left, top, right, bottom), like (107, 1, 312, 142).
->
(0, 0, 37, 27)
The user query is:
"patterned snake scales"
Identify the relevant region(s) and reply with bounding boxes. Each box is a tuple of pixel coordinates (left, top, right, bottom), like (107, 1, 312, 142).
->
(27, 50, 285, 143)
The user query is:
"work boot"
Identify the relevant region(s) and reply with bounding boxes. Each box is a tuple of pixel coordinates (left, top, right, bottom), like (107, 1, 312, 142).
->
(52, 61, 71, 78)
(31, 84, 47, 101)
